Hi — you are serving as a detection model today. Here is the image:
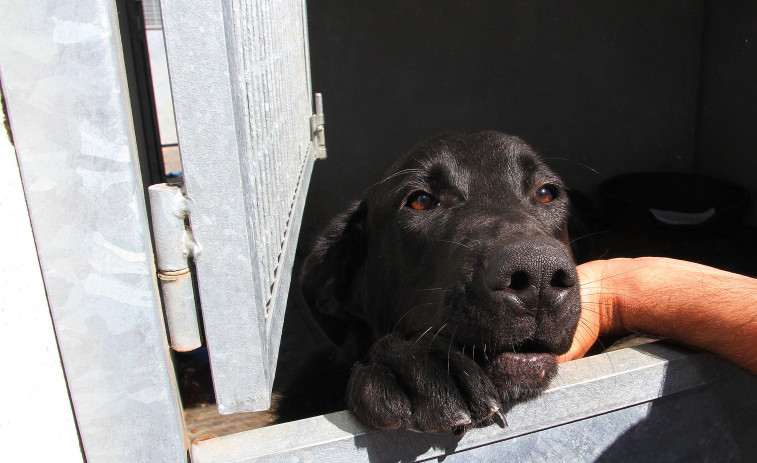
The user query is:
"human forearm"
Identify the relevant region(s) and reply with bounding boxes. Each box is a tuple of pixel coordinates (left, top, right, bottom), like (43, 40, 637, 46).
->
(595, 257, 757, 374)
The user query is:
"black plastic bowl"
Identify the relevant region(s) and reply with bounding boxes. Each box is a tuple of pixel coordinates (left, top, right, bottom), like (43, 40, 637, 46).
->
(599, 172, 749, 231)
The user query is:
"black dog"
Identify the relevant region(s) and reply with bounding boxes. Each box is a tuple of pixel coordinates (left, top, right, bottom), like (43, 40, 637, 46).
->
(300, 131, 581, 434)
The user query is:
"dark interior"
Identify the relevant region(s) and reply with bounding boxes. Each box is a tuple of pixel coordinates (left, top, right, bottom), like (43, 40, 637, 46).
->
(297, 0, 757, 271)
(302, 0, 702, 230)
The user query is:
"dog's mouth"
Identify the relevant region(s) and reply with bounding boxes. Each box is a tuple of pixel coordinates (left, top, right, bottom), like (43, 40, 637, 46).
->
(486, 350, 558, 396)
(479, 338, 559, 395)
(509, 338, 552, 354)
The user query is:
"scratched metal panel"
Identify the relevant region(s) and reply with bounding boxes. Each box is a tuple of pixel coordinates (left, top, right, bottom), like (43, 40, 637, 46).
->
(191, 343, 757, 462)
(0, 1, 187, 461)
(160, 0, 314, 412)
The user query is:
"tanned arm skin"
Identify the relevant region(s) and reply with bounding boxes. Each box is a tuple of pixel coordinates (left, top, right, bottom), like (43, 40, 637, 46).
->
(558, 257, 757, 375)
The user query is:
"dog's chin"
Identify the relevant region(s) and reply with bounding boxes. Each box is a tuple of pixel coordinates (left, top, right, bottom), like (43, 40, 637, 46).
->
(485, 352, 558, 401)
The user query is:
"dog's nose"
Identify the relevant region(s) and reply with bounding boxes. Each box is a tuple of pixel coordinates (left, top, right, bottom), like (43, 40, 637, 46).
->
(483, 238, 577, 315)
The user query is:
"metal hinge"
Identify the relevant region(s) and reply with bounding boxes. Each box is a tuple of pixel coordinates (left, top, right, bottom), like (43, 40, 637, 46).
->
(310, 93, 327, 159)
(148, 183, 202, 352)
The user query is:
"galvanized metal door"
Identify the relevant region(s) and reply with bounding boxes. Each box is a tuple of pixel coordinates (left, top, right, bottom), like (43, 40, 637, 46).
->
(0, 1, 187, 461)
(160, 0, 318, 413)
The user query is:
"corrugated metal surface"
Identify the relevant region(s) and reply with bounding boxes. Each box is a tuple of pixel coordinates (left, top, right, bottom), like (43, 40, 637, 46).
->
(229, 0, 312, 307)
(160, 0, 314, 413)
(142, 0, 163, 29)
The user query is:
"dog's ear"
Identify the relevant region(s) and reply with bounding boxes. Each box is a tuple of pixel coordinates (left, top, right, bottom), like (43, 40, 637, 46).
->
(301, 200, 368, 320)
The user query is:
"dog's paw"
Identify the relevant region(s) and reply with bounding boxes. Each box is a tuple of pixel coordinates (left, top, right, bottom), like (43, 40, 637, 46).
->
(345, 334, 506, 434)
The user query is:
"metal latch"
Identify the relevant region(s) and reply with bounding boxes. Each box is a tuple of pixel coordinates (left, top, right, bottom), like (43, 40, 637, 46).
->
(311, 93, 327, 159)
(148, 183, 202, 352)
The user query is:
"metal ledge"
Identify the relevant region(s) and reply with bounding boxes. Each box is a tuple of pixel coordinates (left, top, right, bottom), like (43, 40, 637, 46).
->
(191, 342, 757, 462)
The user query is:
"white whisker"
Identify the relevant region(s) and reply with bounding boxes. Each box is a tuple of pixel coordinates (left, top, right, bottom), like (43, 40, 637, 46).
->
(411, 326, 435, 348)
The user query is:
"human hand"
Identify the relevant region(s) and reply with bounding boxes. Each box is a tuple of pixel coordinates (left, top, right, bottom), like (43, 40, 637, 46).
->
(557, 257, 757, 374)
(556, 259, 626, 363)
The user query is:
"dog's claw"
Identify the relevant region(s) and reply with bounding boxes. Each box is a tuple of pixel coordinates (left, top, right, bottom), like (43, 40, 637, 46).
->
(453, 424, 470, 436)
(492, 409, 508, 428)
(452, 411, 473, 427)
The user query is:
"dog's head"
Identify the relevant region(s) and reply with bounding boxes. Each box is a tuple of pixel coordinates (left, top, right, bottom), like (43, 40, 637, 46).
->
(302, 131, 581, 398)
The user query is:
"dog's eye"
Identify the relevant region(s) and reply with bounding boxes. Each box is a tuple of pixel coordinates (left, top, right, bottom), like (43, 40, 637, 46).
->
(406, 191, 437, 210)
(536, 185, 557, 203)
